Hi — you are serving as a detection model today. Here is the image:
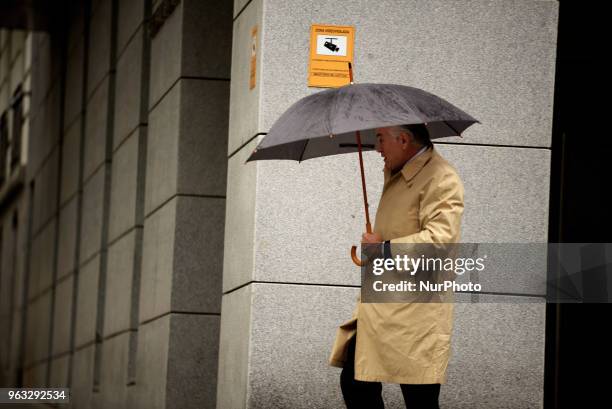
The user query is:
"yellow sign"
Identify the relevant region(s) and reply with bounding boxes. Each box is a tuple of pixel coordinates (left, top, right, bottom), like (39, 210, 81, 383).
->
(308, 24, 355, 88)
(249, 25, 258, 90)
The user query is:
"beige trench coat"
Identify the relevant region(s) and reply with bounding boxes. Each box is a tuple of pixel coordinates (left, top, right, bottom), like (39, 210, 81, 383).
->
(328, 145, 464, 384)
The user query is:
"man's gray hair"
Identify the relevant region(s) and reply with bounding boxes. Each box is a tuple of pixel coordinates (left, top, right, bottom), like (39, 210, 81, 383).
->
(392, 124, 432, 148)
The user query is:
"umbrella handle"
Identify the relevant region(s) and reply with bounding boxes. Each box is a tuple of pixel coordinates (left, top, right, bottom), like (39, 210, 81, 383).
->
(350, 245, 368, 267)
(351, 219, 373, 266)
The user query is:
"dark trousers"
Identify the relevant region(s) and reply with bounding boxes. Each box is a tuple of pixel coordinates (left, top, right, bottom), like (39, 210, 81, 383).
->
(340, 336, 441, 409)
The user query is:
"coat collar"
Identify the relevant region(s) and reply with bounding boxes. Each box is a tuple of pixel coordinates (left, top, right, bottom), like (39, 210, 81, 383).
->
(401, 145, 435, 182)
(383, 145, 435, 185)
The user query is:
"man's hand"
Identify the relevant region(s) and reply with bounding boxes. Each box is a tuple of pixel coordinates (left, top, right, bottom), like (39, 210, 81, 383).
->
(361, 232, 383, 261)
(361, 232, 382, 244)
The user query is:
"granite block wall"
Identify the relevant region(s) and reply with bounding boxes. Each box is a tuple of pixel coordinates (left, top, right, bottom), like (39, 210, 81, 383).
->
(218, 0, 558, 407)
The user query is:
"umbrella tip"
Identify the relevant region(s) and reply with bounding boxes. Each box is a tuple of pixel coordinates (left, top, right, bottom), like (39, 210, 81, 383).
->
(329, 133, 334, 138)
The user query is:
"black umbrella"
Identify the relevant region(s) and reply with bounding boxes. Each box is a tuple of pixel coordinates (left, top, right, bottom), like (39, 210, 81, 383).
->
(247, 64, 480, 265)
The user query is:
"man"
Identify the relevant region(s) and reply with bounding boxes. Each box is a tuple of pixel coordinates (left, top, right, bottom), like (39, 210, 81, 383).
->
(328, 124, 465, 409)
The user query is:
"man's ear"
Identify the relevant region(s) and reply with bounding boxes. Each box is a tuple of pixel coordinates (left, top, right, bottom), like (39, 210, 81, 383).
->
(400, 132, 411, 148)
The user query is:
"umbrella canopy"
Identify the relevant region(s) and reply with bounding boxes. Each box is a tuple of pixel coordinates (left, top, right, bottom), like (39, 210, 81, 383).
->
(245, 79, 480, 266)
(247, 83, 480, 162)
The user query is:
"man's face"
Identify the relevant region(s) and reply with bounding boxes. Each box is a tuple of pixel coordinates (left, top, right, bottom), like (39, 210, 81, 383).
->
(375, 126, 409, 172)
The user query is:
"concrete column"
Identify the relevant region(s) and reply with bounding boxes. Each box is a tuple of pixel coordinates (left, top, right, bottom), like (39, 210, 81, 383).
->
(18, 23, 64, 388)
(128, 1, 232, 408)
(69, 0, 117, 406)
(50, 1, 86, 390)
(218, 0, 558, 407)
(92, 0, 153, 408)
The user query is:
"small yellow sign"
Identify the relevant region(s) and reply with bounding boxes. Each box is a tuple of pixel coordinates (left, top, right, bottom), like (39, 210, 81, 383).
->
(308, 24, 355, 88)
(249, 25, 258, 90)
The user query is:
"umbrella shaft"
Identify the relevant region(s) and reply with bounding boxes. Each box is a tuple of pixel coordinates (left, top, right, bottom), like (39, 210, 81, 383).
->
(355, 130, 372, 234)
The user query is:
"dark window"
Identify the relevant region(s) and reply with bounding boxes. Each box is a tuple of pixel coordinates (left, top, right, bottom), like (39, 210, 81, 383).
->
(0, 111, 8, 187)
(11, 85, 23, 171)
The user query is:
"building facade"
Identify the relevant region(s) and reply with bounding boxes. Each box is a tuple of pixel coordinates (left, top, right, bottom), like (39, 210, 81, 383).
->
(0, 0, 559, 408)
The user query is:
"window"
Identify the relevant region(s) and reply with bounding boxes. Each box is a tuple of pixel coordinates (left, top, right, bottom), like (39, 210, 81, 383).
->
(11, 85, 23, 171)
(0, 111, 8, 187)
